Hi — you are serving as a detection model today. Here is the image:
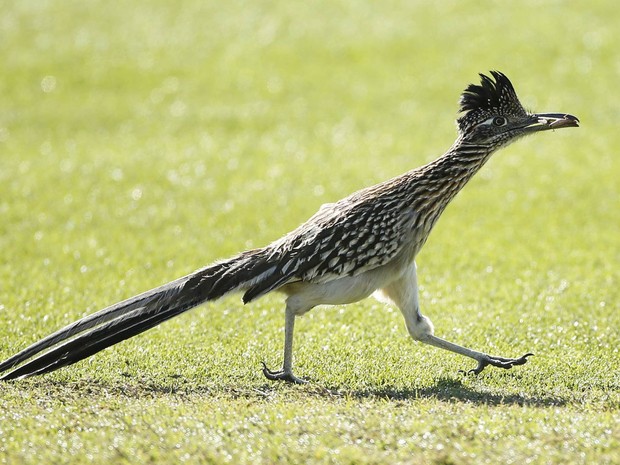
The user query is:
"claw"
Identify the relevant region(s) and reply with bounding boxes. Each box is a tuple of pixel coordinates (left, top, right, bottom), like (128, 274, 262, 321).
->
(459, 353, 534, 376)
(261, 362, 308, 384)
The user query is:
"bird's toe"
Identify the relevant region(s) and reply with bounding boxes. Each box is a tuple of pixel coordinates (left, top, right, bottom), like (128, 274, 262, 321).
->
(261, 362, 308, 384)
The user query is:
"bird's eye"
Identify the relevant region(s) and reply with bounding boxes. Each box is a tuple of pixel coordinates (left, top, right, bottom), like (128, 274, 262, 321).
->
(492, 116, 507, 126)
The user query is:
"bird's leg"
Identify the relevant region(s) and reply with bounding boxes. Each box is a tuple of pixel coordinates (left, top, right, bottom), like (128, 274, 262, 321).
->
(377, 261, 532, 375)
(420, 334, 533, 375)
(262, 303, 308, 384)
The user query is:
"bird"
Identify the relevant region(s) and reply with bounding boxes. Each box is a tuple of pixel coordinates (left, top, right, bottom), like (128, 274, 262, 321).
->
(0, 71, 579, 384)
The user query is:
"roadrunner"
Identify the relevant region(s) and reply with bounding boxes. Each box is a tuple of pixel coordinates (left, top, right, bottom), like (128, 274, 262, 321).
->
(0, 71, 579, 383)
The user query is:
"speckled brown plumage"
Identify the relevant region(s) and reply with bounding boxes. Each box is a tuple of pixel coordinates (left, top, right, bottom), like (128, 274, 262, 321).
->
(0, 72, 579, 383)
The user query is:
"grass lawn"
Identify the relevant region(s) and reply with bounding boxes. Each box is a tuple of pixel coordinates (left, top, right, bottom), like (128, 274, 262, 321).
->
(1, 1, 619, 463)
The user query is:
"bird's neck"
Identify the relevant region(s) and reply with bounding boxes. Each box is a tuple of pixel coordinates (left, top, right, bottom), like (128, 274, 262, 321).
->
(402, 139, 496, 237)
(422, 139, 495, 202)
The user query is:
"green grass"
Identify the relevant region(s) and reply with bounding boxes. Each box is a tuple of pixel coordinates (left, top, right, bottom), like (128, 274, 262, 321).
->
(1, 0, 619, 463)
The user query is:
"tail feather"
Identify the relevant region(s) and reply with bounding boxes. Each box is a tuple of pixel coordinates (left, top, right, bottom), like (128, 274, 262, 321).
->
(0, 274, 190, 375)
(2, 299, 198, 380)
(0, 250, 270, 380)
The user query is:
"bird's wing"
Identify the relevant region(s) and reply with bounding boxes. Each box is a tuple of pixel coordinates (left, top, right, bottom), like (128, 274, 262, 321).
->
(242, 187, 418, 302)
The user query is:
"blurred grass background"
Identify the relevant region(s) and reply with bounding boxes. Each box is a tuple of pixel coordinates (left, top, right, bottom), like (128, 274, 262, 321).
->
(1, 0, 619, 464)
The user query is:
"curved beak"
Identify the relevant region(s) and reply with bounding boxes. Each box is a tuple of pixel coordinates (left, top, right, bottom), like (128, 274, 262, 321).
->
(524, 112, 580, 132)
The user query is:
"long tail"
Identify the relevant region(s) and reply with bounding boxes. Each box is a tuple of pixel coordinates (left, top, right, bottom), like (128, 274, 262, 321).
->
(0, 249, 275, 380)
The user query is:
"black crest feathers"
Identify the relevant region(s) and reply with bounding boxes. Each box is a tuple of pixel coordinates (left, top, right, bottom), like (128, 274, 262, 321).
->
(459, 71, 520, 114)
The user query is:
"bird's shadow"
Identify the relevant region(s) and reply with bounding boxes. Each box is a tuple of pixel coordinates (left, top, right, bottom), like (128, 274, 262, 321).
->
(12, 374, 567, 408)
(334, 376, 567, 407)
(249, 374, 568, 408)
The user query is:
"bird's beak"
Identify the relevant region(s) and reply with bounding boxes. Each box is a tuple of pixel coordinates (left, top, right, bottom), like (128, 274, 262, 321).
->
(524, 113, 580, 132)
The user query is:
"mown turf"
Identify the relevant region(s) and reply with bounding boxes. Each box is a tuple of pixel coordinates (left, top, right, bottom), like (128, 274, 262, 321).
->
(1, 1, 619, 464)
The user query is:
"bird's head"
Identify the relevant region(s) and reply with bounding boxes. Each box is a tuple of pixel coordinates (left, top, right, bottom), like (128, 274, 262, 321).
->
(456, 71, 579, 147)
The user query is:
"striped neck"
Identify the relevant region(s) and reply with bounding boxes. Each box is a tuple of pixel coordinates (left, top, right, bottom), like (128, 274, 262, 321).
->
(416, 139, 495, 197)
(434, 139, 495, 179)
(404, 139, 497, 234)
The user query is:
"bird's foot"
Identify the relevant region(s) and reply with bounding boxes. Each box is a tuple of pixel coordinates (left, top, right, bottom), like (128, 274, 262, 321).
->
(460, 353, 534, 375)
(261, 362, 308, 384)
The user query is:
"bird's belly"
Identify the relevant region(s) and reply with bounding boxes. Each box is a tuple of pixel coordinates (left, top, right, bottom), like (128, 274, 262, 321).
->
(282, 261, 408, 315)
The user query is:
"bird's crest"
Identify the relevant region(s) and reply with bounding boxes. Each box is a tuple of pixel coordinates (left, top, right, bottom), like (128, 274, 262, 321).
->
(458, 71, 525, 116)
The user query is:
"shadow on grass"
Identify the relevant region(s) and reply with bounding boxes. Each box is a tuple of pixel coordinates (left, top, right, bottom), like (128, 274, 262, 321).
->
(9, 374, 568, 408)
(342, 377, 567, 407)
